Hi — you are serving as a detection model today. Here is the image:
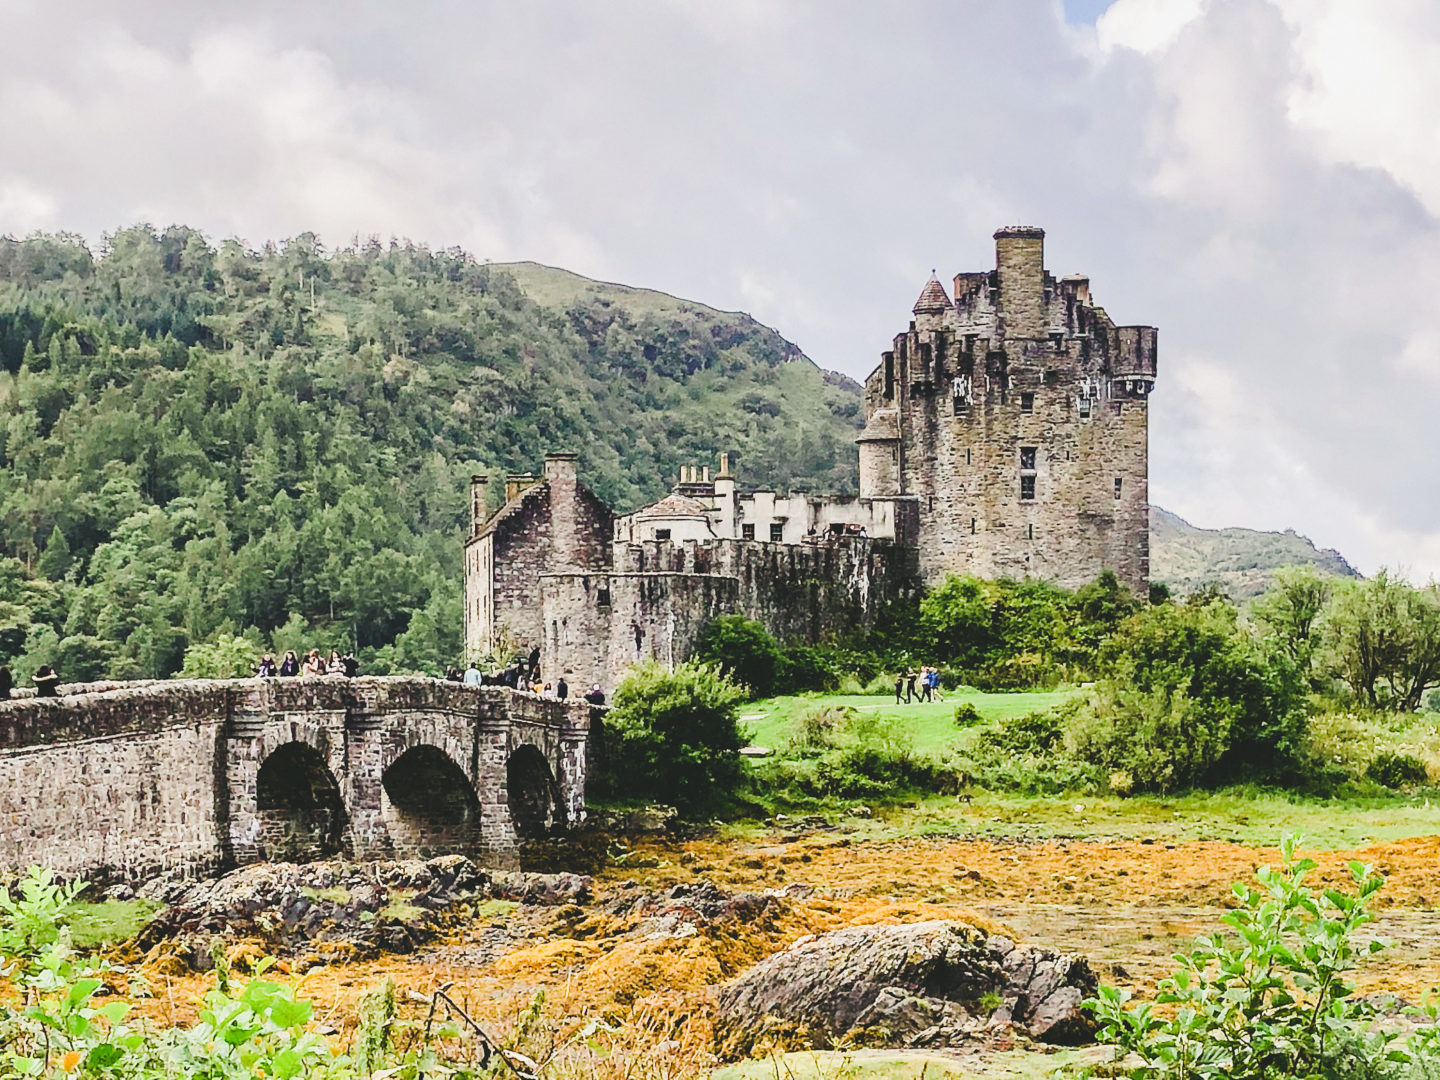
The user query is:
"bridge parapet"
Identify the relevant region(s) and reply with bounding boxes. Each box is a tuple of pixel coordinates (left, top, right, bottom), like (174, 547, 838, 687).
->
(0, 677, 591, 883)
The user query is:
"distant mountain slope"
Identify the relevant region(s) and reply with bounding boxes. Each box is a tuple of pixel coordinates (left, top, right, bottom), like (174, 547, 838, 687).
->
(490, 260, 863, 500)
(1150, 506, 1361, 600)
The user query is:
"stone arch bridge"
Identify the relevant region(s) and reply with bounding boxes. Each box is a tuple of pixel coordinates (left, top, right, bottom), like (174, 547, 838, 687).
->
(0, 677, 591, 882)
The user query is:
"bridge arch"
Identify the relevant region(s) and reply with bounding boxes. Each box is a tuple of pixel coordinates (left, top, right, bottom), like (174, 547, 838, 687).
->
(254, 742, 348, 861)
(507, 744, 565, 840)
(381, 745, 481, 858)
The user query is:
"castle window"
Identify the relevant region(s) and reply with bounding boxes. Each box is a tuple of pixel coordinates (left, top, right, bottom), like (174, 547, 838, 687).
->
(769, 523, 784, 542)
(1114, 478, 1123, 500)
(1027, 523, 1034, 540)
(741, 523, 755, 541)
(597, 588, 611, 607)
(1021, 475, 1036, 500)
(1020, 392, 1034, 414)
(966, 448, 972, 465)
(1078, 397, 1092, 419)
(1020, 446, 1037, 471)
(654, 528, 671, 541)
(971, 518, 977, 534)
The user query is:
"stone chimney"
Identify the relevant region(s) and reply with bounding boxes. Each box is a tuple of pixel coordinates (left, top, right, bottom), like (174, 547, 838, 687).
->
(470, 475, 489, 536)
(544, 452, 582, 570)
(994, 226, 1047, 339)
(505, 473, 538, 503)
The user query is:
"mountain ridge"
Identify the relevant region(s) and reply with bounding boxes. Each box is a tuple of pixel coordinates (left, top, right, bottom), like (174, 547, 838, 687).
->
(1149, 505, 1360, 600)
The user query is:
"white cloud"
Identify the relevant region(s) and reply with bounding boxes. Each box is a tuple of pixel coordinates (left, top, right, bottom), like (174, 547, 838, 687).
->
(1096, 0, 1204, 54)
(0, 178, 59, 234)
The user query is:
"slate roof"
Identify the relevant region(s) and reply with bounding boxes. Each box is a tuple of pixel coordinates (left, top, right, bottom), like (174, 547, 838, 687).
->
(856, 408, 900, 442)
(472, 481, 549, 542)
(634, 492, 713, 519)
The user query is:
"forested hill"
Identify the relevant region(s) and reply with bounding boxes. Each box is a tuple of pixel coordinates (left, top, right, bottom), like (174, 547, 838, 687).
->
(0, 227, 862, 681)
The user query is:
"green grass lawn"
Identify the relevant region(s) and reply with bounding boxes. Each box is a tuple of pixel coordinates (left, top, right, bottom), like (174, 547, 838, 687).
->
(741, 688, 1077, 757)
(730, 689, 1440, 849)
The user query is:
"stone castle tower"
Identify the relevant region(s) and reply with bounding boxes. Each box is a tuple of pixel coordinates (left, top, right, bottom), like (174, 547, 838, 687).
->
(857, 226, 1157, 595)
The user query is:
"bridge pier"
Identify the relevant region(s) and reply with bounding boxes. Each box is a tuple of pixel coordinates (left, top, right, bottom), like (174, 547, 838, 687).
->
(476, 715, 519, 869)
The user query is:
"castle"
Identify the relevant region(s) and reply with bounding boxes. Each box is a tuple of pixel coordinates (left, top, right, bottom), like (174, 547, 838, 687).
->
(463, 227, 1157, 689)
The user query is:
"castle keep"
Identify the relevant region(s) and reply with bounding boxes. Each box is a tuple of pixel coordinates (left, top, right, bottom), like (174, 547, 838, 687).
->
(858, 226, 1156, 592)
(464, 227, 1156, 686)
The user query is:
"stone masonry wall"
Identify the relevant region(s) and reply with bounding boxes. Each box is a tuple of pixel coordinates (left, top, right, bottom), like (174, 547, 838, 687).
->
(0, 677, 589, 883)
(541, 537, 918, 690)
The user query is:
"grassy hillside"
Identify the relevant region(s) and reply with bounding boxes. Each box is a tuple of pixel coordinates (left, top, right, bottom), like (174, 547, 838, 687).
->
(1150, 505, 1360, 600)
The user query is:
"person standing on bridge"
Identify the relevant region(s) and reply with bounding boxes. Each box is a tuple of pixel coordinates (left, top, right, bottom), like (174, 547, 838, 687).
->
(556, 676, 568, 701)
(0, 665, 12, 700)
(279, 651, 300, 676)
(463, 661, 482, 686)
(33, 665, 60, 697)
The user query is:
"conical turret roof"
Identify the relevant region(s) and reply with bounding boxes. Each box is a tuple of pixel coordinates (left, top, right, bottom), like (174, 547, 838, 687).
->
(912, 274, 951, 315)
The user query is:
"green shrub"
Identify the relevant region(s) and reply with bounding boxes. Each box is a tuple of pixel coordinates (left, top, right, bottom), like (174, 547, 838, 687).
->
(791, 704, 851, 754)
(779, 644, 837, 693)
(694, 615, 784, 698)
(981, 708, 1064, 755)
(603, 660, 748, 813)
(1366, 751, 1429, 789)
(1089, 836, 1411, 1079)
(179, 632, 258, 679)
(967, 652, 1061, 691)
(1068, 600, 1306, 792)
(953, 702, 982, 727)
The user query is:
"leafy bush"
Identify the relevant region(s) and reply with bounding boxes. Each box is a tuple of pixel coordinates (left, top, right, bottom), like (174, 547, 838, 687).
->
(1089, 836, 1413, 1080)
(967, 652, 1061, 691)
(980, 708, 1065, 755)
(603, 660, 748, 812)
(1065, 600, 1306, 792)
(777, 644, 838, 693)
(813, 711, 955, 797)
(953, 702, 982, 727)
(1367, 751, 1429, 789)
(790, 704, 851, 754)
(694, 615, 784, 698)
(180, 632, 258, 679)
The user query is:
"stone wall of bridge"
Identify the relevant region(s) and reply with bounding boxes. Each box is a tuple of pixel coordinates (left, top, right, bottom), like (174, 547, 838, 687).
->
(0, 677, 590, 884)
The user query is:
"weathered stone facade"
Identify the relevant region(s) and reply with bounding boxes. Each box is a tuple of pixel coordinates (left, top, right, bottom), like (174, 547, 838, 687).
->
(0, 677, 589, 883)
(465, 454, 615, 662)
(462, 226, 1154, 686)
(859, 227, 1157, 595)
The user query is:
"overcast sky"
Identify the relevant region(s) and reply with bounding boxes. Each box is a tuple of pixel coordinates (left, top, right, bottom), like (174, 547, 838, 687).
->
(1, 0, 1437, 576)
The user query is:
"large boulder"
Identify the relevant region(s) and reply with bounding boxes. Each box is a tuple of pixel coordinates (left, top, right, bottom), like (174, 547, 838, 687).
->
(713, 920, 1095, 1058)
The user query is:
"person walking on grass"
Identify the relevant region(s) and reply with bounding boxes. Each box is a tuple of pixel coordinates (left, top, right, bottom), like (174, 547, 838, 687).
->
(928, 666, 945, 702)
(905, 668, 919, 703)
(919, 666, 933, 703)
(894, 670, 906, 704)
